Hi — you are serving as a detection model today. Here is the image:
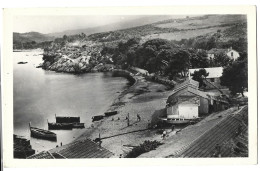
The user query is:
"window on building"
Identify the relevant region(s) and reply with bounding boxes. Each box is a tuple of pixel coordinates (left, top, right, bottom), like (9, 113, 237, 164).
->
(210, 78, 215, 82)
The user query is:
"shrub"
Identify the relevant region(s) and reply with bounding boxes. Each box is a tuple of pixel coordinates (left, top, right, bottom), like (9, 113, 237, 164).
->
(125, 140, 163, 158)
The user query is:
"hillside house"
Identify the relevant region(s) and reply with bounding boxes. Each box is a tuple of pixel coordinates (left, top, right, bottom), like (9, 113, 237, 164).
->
(166, 79, 228, 120)
(189, 67, 225, 90)
(207, 47, 240, 60)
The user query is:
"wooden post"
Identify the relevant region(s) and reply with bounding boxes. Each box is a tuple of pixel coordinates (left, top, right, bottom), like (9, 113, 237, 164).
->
(127, 113, 130, 126)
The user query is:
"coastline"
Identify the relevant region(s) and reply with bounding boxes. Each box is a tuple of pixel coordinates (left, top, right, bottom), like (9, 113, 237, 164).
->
(76, 71, 172, 157)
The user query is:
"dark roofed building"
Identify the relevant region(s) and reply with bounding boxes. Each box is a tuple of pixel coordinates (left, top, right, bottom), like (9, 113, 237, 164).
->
(166, 79, 228, 120)
(27, 138, 114, 159)
(174, 106, 248, 158)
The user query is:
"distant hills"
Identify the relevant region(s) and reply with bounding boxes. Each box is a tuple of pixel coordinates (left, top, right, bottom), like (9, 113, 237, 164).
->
(47, 15, 184, 37)
(13, 32, 55, 43)
(13, 15, 247, 49)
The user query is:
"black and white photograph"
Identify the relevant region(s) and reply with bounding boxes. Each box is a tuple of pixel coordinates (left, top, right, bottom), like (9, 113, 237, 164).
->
(2, 5, 257, 167)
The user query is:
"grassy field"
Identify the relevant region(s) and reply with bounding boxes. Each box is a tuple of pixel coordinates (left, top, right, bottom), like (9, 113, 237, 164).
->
(141, 26, 230, 41)
(87, 15, 247, 44)
(154, 15, 246, 30)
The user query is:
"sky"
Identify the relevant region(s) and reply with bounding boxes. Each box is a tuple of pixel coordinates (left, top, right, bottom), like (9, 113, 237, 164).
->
(13, 15, 188, 34)
(13, 16, 153, 34)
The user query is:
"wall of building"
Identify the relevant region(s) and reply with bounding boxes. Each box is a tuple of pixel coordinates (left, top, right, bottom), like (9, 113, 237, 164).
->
(199, 97, 209, 114)
(166, 105, 179, 119)
(226, 50, 240, 60)
(178, 104, 198, 119)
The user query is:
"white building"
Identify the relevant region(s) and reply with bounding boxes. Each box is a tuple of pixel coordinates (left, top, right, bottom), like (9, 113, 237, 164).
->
(207, 47, 240, 60)
(189, 67, 225, 90)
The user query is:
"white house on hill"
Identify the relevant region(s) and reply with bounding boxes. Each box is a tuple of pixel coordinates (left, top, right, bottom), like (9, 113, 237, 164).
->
(207, 47, 240, 60)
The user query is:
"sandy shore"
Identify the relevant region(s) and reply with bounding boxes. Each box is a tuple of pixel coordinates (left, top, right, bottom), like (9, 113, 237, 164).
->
(76, 75, 173, 157)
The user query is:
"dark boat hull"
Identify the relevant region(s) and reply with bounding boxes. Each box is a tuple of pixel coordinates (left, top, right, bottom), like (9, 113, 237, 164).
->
(72, 123, 85, 128)
(48, 122, 73, 130)
(30, 127, 57, 141)
(104, 111, 118, 117)
(92, 115, 104, 122)
(56, 116, 80, 123)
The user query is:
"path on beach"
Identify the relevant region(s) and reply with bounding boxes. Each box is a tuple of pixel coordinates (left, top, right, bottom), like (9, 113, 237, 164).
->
(76, 75, 172, 156)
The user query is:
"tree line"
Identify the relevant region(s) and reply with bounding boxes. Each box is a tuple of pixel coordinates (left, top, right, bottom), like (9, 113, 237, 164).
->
(101, 37, 247, 96)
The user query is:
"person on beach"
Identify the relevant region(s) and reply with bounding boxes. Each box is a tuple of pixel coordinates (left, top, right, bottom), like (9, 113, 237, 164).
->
(137, 114, 141, 122)
(171, 125, 175, 131)
(162, 130, 167, 140)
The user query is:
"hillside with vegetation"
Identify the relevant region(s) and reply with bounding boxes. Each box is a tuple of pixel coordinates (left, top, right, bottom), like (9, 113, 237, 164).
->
(13, 32, 55, 49)
(14, 14, 248, 96)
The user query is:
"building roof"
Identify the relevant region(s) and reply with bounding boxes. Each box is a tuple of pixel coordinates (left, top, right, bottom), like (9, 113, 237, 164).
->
(207, 48, 238, 55)
(189, 67, 223, 78)
(139, 106, 248, 158)
(27, 151, 55, 159)
(27, 138, 114, 159)
(207, 48, 228, 54)
(174, 106, 248, 157)
(173, 78, 199, 92)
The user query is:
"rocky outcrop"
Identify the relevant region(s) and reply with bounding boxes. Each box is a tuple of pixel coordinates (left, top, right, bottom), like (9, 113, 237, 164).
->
(42, 52, 115, 74)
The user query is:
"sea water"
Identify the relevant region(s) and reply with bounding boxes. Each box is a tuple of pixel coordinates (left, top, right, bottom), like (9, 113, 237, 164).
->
(13, 50, 128, 153)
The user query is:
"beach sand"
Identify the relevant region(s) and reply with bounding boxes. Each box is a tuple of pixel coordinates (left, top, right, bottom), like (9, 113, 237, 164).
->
(76, 75, 173, 157)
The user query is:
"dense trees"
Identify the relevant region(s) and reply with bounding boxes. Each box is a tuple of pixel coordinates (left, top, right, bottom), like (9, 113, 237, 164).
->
(191, 69, 209, 88)
(189, 50, 209, 68)
(220, 57, 247, 96)
(101, 37, 243, 80)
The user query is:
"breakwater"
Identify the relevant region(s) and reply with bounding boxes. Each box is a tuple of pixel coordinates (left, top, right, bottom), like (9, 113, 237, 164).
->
(112, 69, 136, 86)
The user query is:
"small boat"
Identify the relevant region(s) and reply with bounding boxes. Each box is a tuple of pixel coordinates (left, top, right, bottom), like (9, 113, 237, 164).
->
(48, 122, 73, 130)
(72, 122, 85, 128)
(92, 115, 104, 122)
(17, 61, 28, 64)
(29, 123, 57, 141)
(104, 111, 118, 117)
(55, 114, 80, 123)
(158, 117, 191, 125)
(165, 119, 191, 124)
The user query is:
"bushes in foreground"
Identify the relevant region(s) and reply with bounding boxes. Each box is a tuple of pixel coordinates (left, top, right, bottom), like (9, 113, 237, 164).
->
(125, 140, 163, 158)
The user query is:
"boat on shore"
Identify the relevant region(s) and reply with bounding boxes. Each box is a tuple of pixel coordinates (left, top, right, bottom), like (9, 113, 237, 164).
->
(158, 117, 195, 125)
(92, 115, 104, 122)
(104, 111, 118, 117)
(29, 123, 57, 141)
(18, 61, 28, 64)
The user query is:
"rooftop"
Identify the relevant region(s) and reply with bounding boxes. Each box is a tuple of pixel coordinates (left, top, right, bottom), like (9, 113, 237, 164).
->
(27, 138, 114, 159)
(139, 106, 248, 158)
(189, 67, 223, 78)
